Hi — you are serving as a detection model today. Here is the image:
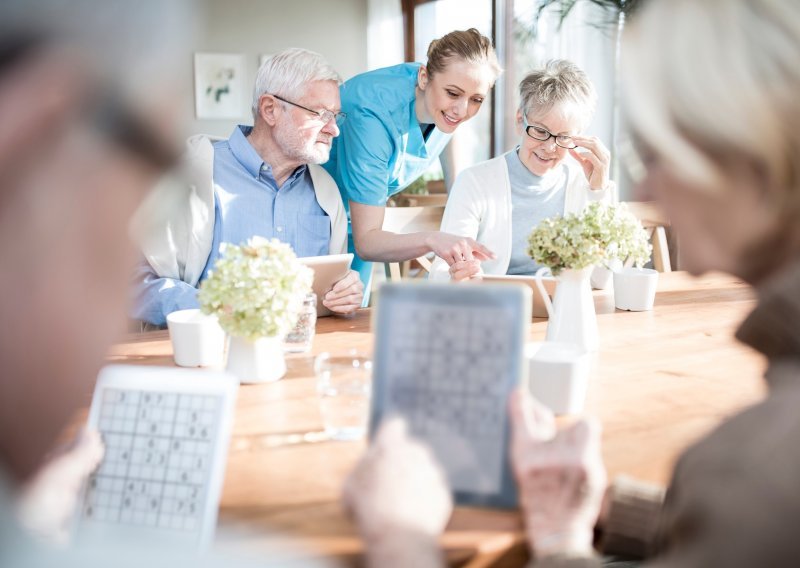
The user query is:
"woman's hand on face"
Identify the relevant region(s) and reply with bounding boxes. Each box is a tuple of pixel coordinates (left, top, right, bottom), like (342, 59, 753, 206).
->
(427, 231, 496, 266)
(569, 136, 611, 191)
(449, 259, 483, 281)
(509, 389, 607, 558)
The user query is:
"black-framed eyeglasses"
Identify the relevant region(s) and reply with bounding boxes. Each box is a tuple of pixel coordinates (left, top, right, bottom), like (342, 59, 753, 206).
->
(271, 93, 346, 125)
(523, 117, 577, 149)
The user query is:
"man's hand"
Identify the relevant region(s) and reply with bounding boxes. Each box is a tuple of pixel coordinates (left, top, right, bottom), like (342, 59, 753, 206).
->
(323, 269, 363, 314)
(17, 429, 104, 544)
(509, 389, 606, 558)
(343, 418, 452, 542)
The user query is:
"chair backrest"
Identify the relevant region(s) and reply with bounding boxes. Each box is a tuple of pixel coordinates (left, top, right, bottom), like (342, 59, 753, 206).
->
(624, 201, 673, 272)
(381, 205, 446, 280)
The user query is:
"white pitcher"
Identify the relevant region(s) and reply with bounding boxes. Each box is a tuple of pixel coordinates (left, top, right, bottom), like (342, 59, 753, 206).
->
(534, 266, 598, 352)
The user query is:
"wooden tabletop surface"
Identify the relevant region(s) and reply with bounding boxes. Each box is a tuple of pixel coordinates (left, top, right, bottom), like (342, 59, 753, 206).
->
(106, 271, 766, 567)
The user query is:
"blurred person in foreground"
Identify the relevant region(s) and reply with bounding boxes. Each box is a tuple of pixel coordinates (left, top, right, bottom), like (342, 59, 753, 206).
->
(0, 0, 185, 560)
(346, 0, 800, 566)
(131, 48, 363, 328)
(0, 4, 447, 566)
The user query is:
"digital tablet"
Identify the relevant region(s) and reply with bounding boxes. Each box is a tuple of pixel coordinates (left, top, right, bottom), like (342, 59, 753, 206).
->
(370, 282, 531, 509)
(74, 365, 238, 550)
(480, 274, 557, 318)
(299, 253, 354, 317)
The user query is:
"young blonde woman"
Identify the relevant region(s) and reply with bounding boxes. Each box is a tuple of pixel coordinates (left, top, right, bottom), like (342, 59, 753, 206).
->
(429, 59, 615, 282)
(323, 28, 502, 298)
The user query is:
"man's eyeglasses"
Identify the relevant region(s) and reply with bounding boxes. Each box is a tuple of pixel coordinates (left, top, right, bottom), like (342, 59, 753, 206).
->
(271, 93, 346, 125)
(523, 118, 577, 149)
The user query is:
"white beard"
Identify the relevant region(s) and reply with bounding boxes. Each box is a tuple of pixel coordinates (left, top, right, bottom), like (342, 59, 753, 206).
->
(273, 121, 331, 165)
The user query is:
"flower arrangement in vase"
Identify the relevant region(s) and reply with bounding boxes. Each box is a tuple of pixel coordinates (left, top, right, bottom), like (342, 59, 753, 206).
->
(527, 202, 651, 351)
(198, 236, 313, 383)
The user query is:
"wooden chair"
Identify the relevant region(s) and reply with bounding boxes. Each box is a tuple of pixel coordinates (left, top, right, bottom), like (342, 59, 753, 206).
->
(624, 201, 673, 272)
(381, 205, 446, 280)
(390, 193, 448, 208)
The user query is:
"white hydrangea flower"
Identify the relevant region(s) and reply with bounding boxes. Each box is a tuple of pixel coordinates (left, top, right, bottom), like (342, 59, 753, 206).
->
(527, 202, 652, 274)
(198, 236, 313, 341)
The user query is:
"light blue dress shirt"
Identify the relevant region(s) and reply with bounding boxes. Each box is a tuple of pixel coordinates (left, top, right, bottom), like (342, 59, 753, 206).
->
(506, 148, 568, 275)
(131, 125, 330, 326)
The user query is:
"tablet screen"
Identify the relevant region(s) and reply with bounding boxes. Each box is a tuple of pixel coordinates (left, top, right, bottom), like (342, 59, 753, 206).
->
(370, 283, 530, 507)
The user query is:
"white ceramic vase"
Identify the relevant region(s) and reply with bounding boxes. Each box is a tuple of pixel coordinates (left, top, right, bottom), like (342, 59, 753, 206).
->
(535, 266, 599, 352)
(226, 335, 286, 384)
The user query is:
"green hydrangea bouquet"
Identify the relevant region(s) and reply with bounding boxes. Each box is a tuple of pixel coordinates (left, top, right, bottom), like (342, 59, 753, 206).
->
(198, 237, 313, 341)
(527, 202, 652, 274)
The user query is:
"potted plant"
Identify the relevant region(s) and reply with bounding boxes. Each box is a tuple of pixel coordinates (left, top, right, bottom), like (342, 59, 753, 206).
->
(198, 236, 313, 383)
(527, 201, 651, 350)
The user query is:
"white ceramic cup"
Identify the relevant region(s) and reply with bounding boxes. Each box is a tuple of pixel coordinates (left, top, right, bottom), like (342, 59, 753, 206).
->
(527, 342, 591, 415)
(613, 267, 659, 311)
(166, 309, 226, 367)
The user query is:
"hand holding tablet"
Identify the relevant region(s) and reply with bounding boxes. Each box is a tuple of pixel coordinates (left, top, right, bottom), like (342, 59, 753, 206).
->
(299, 253, 356, 316)
(369, 282, 531, 508)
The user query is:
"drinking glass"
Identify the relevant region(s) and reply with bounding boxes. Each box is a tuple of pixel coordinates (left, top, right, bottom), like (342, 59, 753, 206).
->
(314, 351, 372, 440)
(284, 292, 317, 353)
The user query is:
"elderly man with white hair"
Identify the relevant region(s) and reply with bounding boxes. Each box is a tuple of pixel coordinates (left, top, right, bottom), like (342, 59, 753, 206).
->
(132, 48, 363, 326)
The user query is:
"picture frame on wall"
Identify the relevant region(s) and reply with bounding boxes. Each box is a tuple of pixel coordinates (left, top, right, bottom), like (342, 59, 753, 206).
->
(194, 52, 246, 119)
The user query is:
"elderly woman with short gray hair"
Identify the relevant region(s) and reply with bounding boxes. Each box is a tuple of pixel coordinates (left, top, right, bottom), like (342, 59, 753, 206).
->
(430, 59, 616, 281)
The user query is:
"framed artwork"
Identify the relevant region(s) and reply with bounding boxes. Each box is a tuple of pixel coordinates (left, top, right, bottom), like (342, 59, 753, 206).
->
(194, 52, 246, 119)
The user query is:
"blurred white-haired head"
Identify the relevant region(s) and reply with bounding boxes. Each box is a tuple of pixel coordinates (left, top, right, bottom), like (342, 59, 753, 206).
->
(623, 0, 800, 211)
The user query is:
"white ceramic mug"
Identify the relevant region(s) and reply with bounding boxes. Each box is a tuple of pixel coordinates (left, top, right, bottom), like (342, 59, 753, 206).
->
(527, 342, 591, 415)
(166, 309, 226, 367)
(613, 267, 659, 311)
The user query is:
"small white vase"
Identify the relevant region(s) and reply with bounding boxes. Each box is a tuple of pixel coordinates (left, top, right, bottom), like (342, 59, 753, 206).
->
(535, 266, 599, 352)
(226, 335, 286, 384)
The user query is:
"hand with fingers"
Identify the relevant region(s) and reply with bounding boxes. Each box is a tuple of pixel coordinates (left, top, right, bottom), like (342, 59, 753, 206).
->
(449, 259, 483, 281)
(426, 231, 496, 267)
(343, 418, 452, 565)
(17, 429, 105, 544)
(570, 136, 612, 191)
(509, 389, 607, 558)
(322, 269, 364, 315)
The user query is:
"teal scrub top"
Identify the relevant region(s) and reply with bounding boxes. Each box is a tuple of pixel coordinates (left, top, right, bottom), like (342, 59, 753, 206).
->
(324, 63, 452, 208)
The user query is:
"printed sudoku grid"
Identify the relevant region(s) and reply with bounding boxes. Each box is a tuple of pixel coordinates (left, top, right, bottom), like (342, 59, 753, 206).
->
(384, 303, 512, 439)
(81, 389, 221, 534)
(380, 301, 515, 492)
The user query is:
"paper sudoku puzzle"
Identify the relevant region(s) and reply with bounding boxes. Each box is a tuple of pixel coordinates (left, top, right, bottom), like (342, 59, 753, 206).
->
(75, 366, 238, 548)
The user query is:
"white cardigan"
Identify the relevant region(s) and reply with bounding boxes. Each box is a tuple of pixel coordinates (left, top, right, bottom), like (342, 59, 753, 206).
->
(133, 134, 348, 287)
(430, 152, 616, 280)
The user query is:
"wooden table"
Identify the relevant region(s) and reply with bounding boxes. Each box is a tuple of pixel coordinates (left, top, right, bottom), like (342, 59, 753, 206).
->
(107, 272, 766, 566)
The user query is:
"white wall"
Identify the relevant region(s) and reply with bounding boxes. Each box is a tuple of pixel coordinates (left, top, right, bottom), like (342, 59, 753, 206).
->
(188, 0, 368, 138)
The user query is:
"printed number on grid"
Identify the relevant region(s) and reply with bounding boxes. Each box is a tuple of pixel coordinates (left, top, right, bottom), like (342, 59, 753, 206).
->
(384, 303, 512, 439)
(82, 389, 220, 533)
